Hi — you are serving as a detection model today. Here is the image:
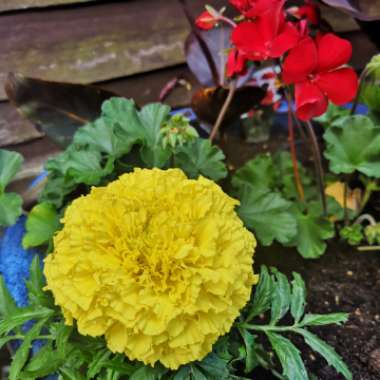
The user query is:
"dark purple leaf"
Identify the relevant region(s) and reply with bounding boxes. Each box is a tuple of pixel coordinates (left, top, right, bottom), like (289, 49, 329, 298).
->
(322, 0, 380, 20)
(5, 73, 118, 147)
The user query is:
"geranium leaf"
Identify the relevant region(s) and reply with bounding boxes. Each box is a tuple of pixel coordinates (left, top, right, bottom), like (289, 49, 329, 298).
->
(0, 149, 23, 191)
(270, 269, 291, 325)
(174, 139, 227, 181)
(247, 265, 273, 320)
(295, 329, 352, 380)
(267, 332, 308, 380)
(0, 192, 23, 227)
(231, 154, 276, 192)
(237, 186, 297, 246)
(290, 207, 335, 259)
(324, 115, 380, 177)
(22, 202, 60, 249)
(290, 273, 307, 323)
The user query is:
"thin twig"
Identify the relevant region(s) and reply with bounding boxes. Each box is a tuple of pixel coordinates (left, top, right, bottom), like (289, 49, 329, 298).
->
(210, 81, 237, 141)
(304, 120, 328, 216)
(354, 213, 377, 226)
(287, 99, 305, 201)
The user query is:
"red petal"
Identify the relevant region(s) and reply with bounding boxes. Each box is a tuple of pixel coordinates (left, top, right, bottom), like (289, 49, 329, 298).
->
(282, 37, 318, 84)
(295, 81, 328, 121)
(226, 49, 247, 77)
(231, 21, 267, 60)
(317, 33, 352, 72)
(315, 67, 359, 105)
(195, 11, 217, 30)
(270, 21, 300, 58)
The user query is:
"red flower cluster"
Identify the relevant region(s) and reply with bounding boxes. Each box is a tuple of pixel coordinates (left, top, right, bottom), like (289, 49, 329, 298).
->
(195, 0, 358, 121)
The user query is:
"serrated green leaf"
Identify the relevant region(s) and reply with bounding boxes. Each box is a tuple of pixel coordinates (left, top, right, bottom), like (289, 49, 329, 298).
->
(270, 270, 291, 325)
(300, 313, 349, 327)
(231, 154, 276, 192)
(9, 318, 47, 380)
(247, 266, 273, 320)
(174, 139, 227, 181)
(295, 329, 352, 380)
(324, 115, 380, 177)
(140, 144, 171, 168)
(196, 352, 229, 380)
(0, 276, 18, 318)
(172, 366, 191, 380)
(237, 186, 297, 246)
(291, 208, 335, 259)
(26, 256, 52, 308)
(290, 272, 307, 323)
(0, 192, 23, 227)
(0, 149, 23, 191)
(191, 367, 208, 380)
(138, 103, 171, 147)
(129, 365, 168, 380)
(22, 202, 60, 248)
(74, 118, 134, 158)
(0, 307, 54, 335)
(239, 328, 259, 373)
(267, 332, 308, 380)
(87, 349, 112, 379)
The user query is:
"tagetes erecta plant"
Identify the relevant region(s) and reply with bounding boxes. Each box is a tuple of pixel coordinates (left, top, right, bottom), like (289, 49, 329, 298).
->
(44, 168, 257, 370)
(195, 0, 359, 120)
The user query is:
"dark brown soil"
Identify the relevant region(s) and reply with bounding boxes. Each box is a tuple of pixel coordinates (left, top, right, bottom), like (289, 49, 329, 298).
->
(252, 243, 380, 380)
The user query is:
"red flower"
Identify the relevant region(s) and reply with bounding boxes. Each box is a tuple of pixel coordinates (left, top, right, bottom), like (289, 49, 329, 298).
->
(227, 49, 247, 77)
(282, 34, 358, 121)
(229, 0, 281, 17)
(195, 11, 218, 30)
(288, 2, 319, 25)
(231, 3, 299, 61)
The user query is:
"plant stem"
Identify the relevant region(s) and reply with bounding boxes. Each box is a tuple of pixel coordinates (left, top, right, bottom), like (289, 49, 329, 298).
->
(343, 179, 349, 226)
(357, 246, 380, 252)
(210, 80, 237, 141)
(286, 97, 305, 201)
(304, 120, 328, 216)
(240, 323, 297, 332)
(354, 213, 377, 226)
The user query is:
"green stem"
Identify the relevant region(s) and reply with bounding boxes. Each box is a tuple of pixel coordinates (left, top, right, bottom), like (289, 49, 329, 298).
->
(343, 178, 349, 226)
(351, 69, 368, 115)
(357, 246, 380, 252)
(240, 323, 298, 332)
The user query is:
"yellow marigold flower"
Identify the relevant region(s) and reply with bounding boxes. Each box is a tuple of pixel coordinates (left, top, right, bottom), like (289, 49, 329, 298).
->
(44, 168, 257, 369)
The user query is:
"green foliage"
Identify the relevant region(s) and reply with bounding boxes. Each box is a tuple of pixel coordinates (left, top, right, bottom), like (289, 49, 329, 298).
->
(314, 103, 350, 128)
(324, 115, 380, 177)
(365, 54, 380, 80)
(174, 139, 227, 181)
(0, 149, 24, 226)
(365, 223, 380, 245)
(40, 98, 227, 208)
(232, 153, 335, 258)
(237, 185, 297, 246)
(239, 266, 352, 380)
(340, 224, 364, 246)
(22, 202, 60, 249)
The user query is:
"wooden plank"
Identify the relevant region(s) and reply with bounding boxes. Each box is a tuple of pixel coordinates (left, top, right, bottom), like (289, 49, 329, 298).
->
(0, 102, 43, 147)
(0, 0, 223, 101)
(0, 0, 96, 12)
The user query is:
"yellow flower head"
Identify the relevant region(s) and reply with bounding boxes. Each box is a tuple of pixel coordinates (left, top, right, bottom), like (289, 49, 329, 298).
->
(44, 168, 257, 369)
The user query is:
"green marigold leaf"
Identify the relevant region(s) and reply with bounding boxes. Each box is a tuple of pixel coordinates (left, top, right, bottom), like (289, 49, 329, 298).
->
(295, 329, 352, 380)
(239, 328, 259, 373)
(300, 313, 349, 327)
(267, 332, 308, 380)
(0, 276, 18, 318)
(247, 265, 273, 320)
(174, 139, 227, 181)
(237, 186, 297, 246)
(130, 365, 168, 380)
(0, 149, 23, 191)
(195, 352, 229, 380)
(0, 192, 23, 227)
(270, 269, 291, 325)
(22, 202, 60, 249)
(9, 318, 47, 380)
(324, 115, 380, 177)
(290, 272, 307, 324)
